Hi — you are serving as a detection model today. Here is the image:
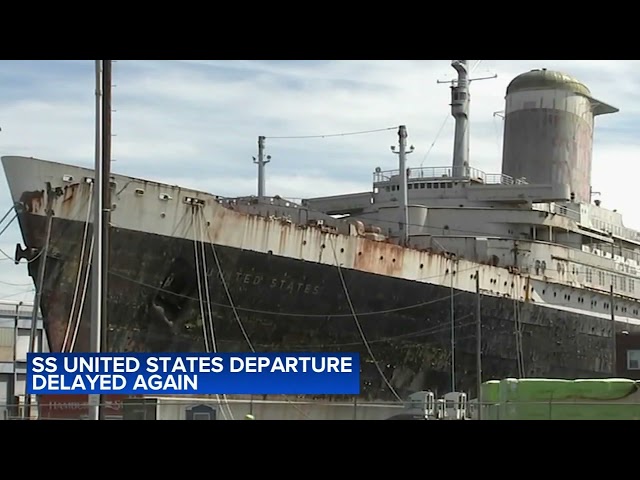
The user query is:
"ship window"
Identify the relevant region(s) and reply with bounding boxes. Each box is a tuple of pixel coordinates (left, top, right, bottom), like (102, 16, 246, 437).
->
(447, 183, 452, 188)
(440, 183, 446, 189)
(408, 184, 413, 189)
(192, 412, 212, 420)
(630, 279, 635, 292)
(586, 268, 593, 283)
(426, 183, 432, 189)
(627, 350, 640, 370)
(434, 183, 439, 189)
(621, 277, 626, 291)
(385, 186, 390, 192)
(613, 276, 618, 289)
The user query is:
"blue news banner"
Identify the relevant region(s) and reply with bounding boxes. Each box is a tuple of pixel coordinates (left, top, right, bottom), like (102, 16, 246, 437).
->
(26, 352, 360, 395)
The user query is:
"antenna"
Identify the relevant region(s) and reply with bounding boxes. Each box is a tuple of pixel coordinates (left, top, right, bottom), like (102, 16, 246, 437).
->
(253, 136, 271, 201)
(390, 125, 415, 246)
(437, 60, 497, 177)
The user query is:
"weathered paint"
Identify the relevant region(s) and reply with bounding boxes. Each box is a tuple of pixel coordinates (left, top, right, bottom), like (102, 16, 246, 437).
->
(5, 155, 640, 317)
(3, 155, 640, 400)
(502, 89, 595, 204)
(506, 69, 591, 97)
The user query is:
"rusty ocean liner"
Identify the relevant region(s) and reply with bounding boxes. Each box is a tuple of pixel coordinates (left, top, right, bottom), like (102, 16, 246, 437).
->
(3, 60, 640, 401)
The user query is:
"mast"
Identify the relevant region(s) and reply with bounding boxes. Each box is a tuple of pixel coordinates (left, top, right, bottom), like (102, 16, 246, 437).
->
(391, 125, 414, 245)
(450, 60, 470, 178)
(253, 136, 271, 201)
(437, 60, 496, 177)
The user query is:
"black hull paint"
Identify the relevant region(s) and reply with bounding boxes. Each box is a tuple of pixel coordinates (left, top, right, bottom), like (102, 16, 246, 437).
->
(20, 212, 620, 401)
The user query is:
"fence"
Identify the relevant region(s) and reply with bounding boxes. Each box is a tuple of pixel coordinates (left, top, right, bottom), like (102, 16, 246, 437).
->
(0, 396, 408, 421)
(3, 398, 640, 420)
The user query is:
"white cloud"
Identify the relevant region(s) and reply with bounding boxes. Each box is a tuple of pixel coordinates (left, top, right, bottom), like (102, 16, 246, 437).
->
(1, 59, 639, 299)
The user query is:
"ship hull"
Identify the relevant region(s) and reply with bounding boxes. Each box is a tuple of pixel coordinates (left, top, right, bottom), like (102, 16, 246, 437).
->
(18, 211, 627, 401)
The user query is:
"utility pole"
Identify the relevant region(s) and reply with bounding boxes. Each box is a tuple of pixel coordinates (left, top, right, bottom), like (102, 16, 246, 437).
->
(390, 125, 414, 246)
(476, 270, 482, 420)
(437, 60, 496, 178)
(253, 136, 271, 201)
(98, 59, 113, 420)
(89, 60, 104, 421)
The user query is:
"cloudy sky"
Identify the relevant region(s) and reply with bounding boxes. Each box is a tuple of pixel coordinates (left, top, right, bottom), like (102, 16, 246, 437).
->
(0, 59, 638, 303)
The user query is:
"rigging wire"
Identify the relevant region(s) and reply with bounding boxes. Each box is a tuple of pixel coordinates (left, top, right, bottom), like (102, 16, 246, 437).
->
(0, 212, 17, 238)
(0, 207, 14, 228)
(105, 313, 478, 351)
(193, 212, 234, 420)
(192, 214, 210, 352)
(266, 126, 397, 140)
(62, 183, 94, 352)
(0, 288, 35, 301)
(196, 213, 217, 355)
(328, 236, 403, 402)
(68, 236, 94, 353)
(202, 213, 312, 419)
(110, 268, 470, 318)
(0, 279, 32, 287)
(0, 208, 47, 263)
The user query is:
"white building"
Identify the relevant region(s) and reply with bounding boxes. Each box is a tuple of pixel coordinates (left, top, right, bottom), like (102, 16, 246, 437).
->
(0, 300, 49, 419)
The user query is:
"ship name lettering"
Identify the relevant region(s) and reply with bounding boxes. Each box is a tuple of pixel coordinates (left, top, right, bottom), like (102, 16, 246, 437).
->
(233, 272, 320, 295)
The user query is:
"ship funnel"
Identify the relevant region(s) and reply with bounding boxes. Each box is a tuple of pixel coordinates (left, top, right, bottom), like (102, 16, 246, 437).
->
(500, 69, 618, 204)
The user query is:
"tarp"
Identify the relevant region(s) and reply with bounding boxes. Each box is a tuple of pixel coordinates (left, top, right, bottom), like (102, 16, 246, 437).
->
(479, 378, 640, 420)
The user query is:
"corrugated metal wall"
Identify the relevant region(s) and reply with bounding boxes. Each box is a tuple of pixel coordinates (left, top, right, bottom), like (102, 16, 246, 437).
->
(0, 328, 14, 362)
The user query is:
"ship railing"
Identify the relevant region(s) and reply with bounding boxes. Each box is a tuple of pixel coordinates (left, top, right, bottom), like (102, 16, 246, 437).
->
(587, 217, 640, 244)
(220, 195, 304, 209)
(532, 202, 581, 222)
(373, 166, 528, 186)
(583, 243, 640, 269)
